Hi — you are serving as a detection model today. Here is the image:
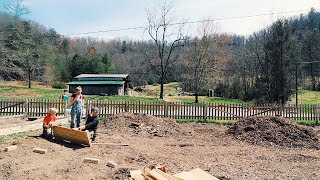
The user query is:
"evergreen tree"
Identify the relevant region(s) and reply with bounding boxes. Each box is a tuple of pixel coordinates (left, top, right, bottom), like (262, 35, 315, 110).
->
(264, 20, 292, 104)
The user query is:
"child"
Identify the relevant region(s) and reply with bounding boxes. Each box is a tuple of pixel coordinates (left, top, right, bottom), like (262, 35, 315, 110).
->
(78, 107, 99, 142)
(42, 107, 58, 139)
(62, 89, 69, 101)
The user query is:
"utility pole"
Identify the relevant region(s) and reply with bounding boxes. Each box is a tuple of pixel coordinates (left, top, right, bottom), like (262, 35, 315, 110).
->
(28, 67, 31, 88)
(295, 63, 298, 107)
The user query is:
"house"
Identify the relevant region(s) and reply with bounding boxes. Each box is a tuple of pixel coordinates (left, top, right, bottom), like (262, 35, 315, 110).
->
(67, 74, 130, 95)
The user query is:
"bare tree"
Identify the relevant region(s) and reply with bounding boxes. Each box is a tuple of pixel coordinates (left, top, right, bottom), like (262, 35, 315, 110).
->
(4, 0, 30, 18)
(146, 0, 187, 99)
(181, 19, 229, 103)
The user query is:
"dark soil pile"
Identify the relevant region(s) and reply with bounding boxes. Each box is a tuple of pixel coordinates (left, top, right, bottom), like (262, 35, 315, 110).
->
(104, 112, 181, 137)
(228, 116, 320, 149)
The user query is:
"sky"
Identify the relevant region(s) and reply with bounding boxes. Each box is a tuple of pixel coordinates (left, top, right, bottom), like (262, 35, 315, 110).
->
(1, 0, 320, 41)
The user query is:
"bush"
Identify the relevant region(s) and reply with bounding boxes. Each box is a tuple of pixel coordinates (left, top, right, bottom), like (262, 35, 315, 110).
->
(52, 81, 67, 89)
(134, 87, 144, 92)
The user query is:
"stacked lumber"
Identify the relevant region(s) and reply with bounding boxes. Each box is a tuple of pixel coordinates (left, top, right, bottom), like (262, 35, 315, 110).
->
(130, 165, 219, 180)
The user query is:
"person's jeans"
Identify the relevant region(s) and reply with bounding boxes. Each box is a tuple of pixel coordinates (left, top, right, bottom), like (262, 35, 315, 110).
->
(88, 130, 97, 141)
(70, 109, 82, 128)
(42, 128, 53, 139)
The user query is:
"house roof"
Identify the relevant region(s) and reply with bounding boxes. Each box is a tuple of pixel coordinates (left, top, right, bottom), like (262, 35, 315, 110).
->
(67, 81, 125, 85)
(75, 74, 129, 79)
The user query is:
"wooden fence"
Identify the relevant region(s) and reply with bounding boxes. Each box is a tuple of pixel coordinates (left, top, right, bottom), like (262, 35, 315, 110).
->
(88, 100, 320, 122)
(1, 99, 319, 122)
(0, 99, 67, 117)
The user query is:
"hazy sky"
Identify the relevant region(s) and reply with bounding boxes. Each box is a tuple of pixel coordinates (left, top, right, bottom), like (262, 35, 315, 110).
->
(1, 0, 320, 40)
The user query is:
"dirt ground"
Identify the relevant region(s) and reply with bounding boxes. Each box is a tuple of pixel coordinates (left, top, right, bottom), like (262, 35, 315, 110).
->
(0, 113, 320, 180)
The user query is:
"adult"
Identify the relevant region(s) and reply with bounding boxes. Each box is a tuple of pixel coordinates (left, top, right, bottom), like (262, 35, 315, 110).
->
(70, 86, 85, 128)
(78, 107, 99, 142)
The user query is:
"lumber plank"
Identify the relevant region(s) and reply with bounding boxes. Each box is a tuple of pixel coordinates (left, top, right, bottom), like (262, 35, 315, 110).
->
(107, 161, 117, 168)
(174, 171, 198, 180)
(154, 169, 182, 180)
(145, 175, 157, 180)
(33, 148, 47, 154)
(188, 168, 219, 180)
(84, 158, 100, 164)
(155, 165, 166, 173)
(130, 170, 144, 180)
(5, 145, 17, 152)
(148, 169, 169, 180)
(52, 126, 91, 146)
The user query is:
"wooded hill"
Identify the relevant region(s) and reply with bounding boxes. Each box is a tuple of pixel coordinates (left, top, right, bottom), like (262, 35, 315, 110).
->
(1, 8, 320, 104)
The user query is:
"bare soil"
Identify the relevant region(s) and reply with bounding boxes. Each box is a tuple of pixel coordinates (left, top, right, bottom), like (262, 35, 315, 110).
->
(0, 113, 320, 180)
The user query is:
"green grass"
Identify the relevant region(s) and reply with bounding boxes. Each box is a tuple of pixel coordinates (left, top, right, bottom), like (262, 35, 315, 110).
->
(144, 82, 181, 95)
(87, 95, 164, 102)
(167, 96, 246, 104)
(0, 130, 41, 144)
(1, 81, 319, 105)
(297, 90, 320, 104)
(0, 81, 63, 100)
(1, 81, 241, 104)
(296, 120, 319, 126)
(288, 89, 320, 105)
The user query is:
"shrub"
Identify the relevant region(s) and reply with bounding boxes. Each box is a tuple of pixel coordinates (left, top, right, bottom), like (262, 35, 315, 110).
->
(52, 81, 67, 89)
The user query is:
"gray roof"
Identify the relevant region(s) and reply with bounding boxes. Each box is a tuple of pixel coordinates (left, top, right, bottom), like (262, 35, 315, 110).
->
(67, 81, 124, 85)
(75, 74, 129, 78)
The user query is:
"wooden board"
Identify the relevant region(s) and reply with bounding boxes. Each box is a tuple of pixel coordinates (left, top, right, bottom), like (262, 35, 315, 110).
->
(84, 158, 100, 164)
(154, 169, 182, 180)
(52, 126, 91, 146)
(174, 171, 198, 180)
(188, 168, 219, 180)
(107, 161, 117, 168)
(130, 170, 144, 180)
(5, 145, 17, 152)
(33, 148, 47, 154)
(147, 169, 168, 180)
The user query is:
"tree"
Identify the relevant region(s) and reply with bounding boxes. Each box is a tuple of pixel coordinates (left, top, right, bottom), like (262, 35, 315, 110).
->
(301, 29, 320, 90)
(4, 0, 30, 19)
(264, 20, 293, 104)
(146, 0, 187, 99)
(101, 53, 114, 73)
(20, 21, 43, 88)
(181, 20, 224, 103)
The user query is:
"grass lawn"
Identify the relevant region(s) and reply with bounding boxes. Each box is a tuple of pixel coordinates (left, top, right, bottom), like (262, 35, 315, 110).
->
(165, 96, 246, 104)
(0, 81, 319, 105)
(297, 90, 320, 104)
(0, 81, 62, 99)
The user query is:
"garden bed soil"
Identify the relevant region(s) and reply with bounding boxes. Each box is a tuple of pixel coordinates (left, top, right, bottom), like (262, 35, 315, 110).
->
(0, 113, 319, 179)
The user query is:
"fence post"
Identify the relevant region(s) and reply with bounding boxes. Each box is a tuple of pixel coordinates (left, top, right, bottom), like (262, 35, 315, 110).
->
(86, 100, 91, 115)
(64, 100, 68, 117)
(203, 104, 207, 121)
(24, 99, 29, 117)
(125, 101, 129, 112)
(316, 104, 319, 125)
(164, 102, 168, 118)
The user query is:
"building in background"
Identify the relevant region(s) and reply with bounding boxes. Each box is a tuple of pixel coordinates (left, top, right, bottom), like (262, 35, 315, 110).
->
(67, 74, 130, 95)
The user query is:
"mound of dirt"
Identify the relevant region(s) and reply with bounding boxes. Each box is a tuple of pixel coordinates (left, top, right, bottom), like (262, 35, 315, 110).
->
(228, 116, 320, 149)
(104, 112, 182, 137)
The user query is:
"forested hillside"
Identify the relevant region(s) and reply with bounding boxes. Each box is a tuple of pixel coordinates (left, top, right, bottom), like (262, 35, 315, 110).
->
(1, 4, 320, 103)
